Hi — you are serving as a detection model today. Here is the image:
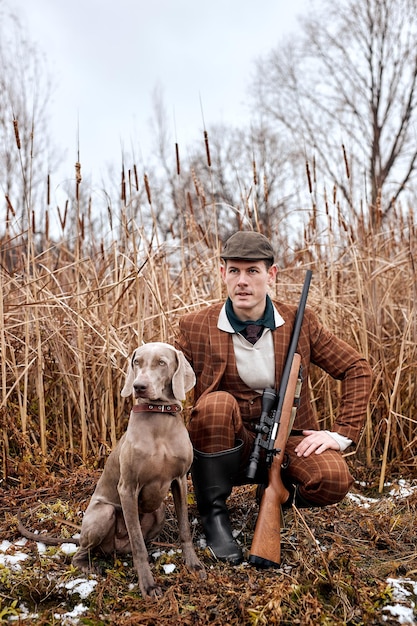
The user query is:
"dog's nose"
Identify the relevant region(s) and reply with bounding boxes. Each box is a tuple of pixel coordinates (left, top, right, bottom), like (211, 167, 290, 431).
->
(134, 383, 148, 392)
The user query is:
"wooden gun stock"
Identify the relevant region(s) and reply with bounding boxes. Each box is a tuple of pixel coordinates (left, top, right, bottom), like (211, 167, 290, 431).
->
(248, 353, 302, 569)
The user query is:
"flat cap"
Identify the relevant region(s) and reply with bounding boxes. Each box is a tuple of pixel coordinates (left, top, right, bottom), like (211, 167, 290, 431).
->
(221, 231, 274, 262)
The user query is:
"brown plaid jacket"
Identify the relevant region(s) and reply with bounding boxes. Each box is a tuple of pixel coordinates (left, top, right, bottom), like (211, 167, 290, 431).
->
(176, 300, 372, 445)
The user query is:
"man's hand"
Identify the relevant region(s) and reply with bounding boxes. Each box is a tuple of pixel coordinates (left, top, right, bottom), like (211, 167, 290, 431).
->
(294, 430, 341, 457)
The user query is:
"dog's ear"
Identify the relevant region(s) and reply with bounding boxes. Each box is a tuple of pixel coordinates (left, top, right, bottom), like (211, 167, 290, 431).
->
(121, 349, 137, 397)
(172, 350, 196, 402)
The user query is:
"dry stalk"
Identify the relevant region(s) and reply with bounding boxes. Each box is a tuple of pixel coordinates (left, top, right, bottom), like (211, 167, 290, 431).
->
(292, 505, 334, 584)
(379, 315, 412, 492)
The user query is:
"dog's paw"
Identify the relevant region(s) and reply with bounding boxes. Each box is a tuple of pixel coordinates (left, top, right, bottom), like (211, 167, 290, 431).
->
(73, 562, 102, 576)
(72, 555, 104, 576)
(71, 558, 91, 573)
(143, 583, 163, 600)
(193, 561, 207, 580)
(185, 553, 207, 580)
(139, 570, 163, 600)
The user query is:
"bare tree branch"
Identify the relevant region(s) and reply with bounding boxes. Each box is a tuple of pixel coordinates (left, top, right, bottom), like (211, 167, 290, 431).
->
(250, 0, 417, 227)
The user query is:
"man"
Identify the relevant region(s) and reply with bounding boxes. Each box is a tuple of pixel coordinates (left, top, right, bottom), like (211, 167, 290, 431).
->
(175, 231, 372, 565)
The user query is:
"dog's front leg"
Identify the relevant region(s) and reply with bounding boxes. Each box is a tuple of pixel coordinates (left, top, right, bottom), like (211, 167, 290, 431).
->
(171, 476, 206, 579)
(118, 481, 162, 599)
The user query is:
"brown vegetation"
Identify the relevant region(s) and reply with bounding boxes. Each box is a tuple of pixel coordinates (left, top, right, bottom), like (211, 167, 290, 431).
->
(1, 152, 416, 622)
(1, 472, 416, 624)
(1, 165, 416, 482)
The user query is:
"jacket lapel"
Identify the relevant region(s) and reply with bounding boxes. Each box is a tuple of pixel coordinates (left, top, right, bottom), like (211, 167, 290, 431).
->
(272, 310, 291, 388)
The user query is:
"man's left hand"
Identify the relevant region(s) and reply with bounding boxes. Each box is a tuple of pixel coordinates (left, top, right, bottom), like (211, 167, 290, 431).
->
(295, 430, 340, 457)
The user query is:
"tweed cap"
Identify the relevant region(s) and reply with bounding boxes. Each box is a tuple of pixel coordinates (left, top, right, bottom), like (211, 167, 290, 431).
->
(221, 231, 274, 262)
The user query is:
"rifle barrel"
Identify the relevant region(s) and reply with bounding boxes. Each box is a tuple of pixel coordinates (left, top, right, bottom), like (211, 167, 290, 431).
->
(267, 270, 312, 452)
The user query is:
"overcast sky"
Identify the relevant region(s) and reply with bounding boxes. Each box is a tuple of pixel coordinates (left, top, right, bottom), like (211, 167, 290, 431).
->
(11, 0, 308, 184)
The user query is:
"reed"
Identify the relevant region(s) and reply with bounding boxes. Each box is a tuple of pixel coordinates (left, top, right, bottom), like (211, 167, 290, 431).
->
(0, 144, 415, 490)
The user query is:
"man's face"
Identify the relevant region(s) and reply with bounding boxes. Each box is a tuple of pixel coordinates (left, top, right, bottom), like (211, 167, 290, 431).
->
(220, 259, 277, 321)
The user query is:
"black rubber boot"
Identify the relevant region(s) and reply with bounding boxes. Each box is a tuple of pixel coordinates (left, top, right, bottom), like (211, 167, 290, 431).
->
(191, 440, 244, 565)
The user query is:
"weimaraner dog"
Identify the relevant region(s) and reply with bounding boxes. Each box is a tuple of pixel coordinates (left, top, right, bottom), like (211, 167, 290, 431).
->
(72, 342, 206, 599)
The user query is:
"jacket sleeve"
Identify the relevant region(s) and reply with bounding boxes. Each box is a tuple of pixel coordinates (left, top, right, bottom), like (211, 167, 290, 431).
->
(306, 308, 373, 444)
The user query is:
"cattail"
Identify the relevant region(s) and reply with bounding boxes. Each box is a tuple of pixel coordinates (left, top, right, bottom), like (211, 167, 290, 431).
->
(133, 164, 139, 191)
(13, 118, 21, 150)
(47, 174, 50, 206)
(306, 160, 312, 193)
(45, 209, 49, 240)
(337, 203, 348, 231)
(197, 222, 209, 246)
(57, 200, 69, 230)
(121, 166, 126, 203)
(191, 168, 200, 197)
(144, 173, 152, 204)
(175, 142, 180, 175)
(5, 195, 15, 217)
(204, 130, 211, 167)
(75, 162, 82, 184)
(107, 203, 113, 230)
(263, 174, 268, 204)
(187, 191, 194, 215)
(252, 158, 258, 185)
(342, 144, 350, 179)
(246, 196, 252, 219)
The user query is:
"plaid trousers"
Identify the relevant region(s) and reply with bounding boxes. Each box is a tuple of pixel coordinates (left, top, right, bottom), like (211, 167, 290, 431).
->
(188, 390, 353, 506)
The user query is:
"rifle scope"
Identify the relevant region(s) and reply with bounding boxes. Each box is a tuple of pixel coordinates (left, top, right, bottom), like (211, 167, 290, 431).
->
(246, 388, 277, 480)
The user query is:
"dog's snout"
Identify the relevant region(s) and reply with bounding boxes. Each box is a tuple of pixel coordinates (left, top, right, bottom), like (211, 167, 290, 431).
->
(134, 383, 148, 392)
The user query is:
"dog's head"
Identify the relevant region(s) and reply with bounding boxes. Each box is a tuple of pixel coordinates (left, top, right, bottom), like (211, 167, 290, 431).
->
(121, 342, 196, 403)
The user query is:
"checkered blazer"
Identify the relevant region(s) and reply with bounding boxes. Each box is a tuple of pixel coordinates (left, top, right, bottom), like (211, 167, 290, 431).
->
(176, 300, 372, 444)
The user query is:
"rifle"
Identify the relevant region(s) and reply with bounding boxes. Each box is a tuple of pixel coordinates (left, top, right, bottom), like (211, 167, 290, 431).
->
(247, 269, 312, 569)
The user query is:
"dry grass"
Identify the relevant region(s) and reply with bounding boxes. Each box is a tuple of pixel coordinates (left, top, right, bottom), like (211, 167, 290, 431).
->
(0, 145, 416, 622)
(1, 173, 416, 481)
(1, 472, 416, 624)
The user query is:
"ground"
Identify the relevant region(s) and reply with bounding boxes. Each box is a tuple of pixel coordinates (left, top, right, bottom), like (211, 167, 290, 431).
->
(0, 466, 416, 625)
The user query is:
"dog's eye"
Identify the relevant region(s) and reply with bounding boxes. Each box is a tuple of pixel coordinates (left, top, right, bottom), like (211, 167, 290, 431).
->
(158, 359, 167, 366)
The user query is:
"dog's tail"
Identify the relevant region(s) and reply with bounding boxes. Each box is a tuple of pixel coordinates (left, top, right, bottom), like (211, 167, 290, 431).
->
(17, 510, 80, 546)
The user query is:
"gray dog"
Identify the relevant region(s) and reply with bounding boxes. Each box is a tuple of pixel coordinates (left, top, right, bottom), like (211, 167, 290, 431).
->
(72, 342, 206, 599)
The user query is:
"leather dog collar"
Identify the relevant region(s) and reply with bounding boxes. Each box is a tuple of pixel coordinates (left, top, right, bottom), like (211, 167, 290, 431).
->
(132, 403, 182, 414)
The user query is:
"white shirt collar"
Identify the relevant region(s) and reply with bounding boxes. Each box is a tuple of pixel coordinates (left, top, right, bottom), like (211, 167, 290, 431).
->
(217, 302, 285, 333)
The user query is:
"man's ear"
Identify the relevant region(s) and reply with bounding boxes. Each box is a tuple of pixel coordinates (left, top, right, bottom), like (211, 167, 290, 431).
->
(220, 262, 227, 282)
(268, 264, 278, 283)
